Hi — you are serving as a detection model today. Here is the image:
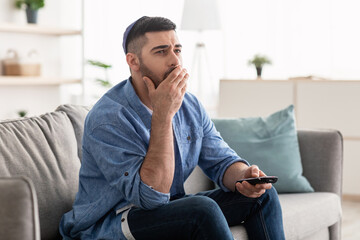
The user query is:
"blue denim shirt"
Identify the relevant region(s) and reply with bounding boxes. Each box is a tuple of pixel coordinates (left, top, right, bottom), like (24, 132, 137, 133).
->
(59, 78, 248, 239)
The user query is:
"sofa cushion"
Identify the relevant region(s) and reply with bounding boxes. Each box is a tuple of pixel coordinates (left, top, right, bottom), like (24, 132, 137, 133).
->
(212, 105, 314, 193)
(230, 192, 341, 240)
(280, 192, 341, 239)
(0, 112, 81, 240)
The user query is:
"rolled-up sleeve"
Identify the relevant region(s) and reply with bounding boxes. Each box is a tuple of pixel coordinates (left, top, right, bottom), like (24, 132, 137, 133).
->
(85, 120, 170, 210)
(139, 177, 170, 209)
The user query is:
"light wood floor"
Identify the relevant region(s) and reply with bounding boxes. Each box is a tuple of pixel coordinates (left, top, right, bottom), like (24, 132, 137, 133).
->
(342, 200, 360, 240)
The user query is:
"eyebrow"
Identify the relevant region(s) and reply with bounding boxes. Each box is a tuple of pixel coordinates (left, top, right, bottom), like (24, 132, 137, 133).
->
(151, 44, 182, 52)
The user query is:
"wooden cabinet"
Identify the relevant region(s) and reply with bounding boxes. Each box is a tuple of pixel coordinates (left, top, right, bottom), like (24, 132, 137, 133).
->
(219, 79, 360, 196)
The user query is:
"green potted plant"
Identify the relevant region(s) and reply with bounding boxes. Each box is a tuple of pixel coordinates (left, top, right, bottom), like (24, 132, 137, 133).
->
(17, 110, 28, 117)
(15, 0, 45, 24)
(248, 54, 272, 79)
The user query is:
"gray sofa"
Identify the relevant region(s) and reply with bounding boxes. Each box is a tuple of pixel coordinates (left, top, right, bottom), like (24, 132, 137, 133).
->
(0, 104, 342, 240)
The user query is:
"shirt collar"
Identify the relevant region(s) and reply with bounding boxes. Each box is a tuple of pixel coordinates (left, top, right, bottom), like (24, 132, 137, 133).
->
(124, 77, 153, 130)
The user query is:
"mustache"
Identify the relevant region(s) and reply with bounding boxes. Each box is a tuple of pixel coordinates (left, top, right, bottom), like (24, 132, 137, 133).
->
(163, 66, 178, 80)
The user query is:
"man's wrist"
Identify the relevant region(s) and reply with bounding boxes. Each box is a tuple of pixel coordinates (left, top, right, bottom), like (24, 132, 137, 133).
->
(237, 162, 250, 179)
(223, 161, 249, 192)
(152, 111, 173, 125)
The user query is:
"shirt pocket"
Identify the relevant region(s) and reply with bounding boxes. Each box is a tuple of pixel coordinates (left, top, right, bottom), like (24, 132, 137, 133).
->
(179, 126, 204, 144)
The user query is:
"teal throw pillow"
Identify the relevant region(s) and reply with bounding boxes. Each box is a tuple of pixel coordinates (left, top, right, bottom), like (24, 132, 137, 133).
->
(212, 105, 314, 193)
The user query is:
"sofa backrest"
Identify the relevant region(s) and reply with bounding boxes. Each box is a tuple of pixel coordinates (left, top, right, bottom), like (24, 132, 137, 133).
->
(184, 166, 215, 194)
(55, 104, 91, 161)
(0, 106, 88, 240)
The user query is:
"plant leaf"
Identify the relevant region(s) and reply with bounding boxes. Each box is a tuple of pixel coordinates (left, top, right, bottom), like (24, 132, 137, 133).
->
(95, 78, 112, 87)
(87, 60, 112, 69)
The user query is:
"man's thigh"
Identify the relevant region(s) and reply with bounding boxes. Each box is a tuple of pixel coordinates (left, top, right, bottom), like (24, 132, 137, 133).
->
(127, 195, 232, 240)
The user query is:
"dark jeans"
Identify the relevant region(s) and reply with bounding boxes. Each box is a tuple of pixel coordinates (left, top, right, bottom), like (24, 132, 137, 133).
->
(128, 187, 285, 240)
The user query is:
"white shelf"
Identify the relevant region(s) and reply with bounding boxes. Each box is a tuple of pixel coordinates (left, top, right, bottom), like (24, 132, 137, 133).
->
(0, 76, 81, 86)
(0, 1, 84, 120)
(0, 22, 82, 36)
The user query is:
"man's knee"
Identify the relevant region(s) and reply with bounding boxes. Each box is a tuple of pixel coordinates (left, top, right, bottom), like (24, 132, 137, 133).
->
(186, 196, 223, 219)
(260, 187, 281, 209)
(184, 196, 232, 239)
(265, 187, 280, 200)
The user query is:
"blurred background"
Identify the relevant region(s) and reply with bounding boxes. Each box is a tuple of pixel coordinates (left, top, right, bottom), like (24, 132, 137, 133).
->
(0, 2, 360, 236)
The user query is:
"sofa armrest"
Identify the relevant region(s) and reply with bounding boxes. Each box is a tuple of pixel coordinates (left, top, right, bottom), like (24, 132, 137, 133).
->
(0, 177, 40, 240)
(297, 129, 343, 196)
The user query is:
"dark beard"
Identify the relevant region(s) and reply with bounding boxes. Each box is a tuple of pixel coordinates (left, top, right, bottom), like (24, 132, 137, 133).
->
(139, 59, 177, 88)
(163, 66, 177, 80)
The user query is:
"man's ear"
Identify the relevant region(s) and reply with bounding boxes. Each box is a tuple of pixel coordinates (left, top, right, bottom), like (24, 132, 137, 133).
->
(126, 53, 140, 72)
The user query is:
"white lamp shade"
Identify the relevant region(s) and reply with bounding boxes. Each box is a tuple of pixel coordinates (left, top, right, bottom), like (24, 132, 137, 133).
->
(181, 0, 221, 31)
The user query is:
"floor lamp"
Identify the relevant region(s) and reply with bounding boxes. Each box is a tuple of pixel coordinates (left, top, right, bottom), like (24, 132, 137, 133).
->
(181, 0, 221, 115)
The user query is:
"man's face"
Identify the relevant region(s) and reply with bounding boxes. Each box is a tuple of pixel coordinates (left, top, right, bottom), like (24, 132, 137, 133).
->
(138, 30, 183, 88)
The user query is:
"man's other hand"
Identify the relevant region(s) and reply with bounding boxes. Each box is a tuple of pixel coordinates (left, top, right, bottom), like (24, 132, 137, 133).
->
(235, 165, 272, 198)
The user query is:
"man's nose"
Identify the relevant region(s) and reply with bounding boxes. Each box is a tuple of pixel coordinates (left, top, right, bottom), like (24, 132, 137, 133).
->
(169, 51, 181, 66)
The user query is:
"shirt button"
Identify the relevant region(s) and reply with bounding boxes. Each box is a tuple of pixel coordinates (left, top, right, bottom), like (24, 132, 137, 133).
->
(124, 172, 129, 176)
(121, 218, 125, 222)
(187, 136, 191, 140)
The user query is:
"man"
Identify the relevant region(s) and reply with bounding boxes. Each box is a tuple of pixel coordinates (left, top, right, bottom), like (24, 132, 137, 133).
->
(60, 16, 285, 240)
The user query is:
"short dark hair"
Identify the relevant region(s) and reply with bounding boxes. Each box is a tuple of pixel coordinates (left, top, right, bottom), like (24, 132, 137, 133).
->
(125, 16, 177, 55)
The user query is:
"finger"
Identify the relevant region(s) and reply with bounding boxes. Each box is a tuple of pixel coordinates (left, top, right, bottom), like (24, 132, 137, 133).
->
(259, 170, 266, 177)
(143, 77, 155, 93)
(241, 180, 271, 193)
(249, 186, 266, 196)
(250, 165, 260, 177)
(239, 181, 258, 192)
(164, 65, 182, 82)
(254, 191, 266, 198)
(247, 165, 260, 177)
(235, 182, 247, 194)
(264, 183, 272, 190)
(236, 182, 265, 198)
(255, 183, 272, 190)
(181, 82, 187, 96)
(250, 190, 266, 198)
(171, 68, 187, 86)
(177, 73, 189, 89)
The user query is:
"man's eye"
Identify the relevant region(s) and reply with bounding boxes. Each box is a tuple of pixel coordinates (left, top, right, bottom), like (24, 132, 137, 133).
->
(175, 49, 182, 53)
(156, 50, 165, 54)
